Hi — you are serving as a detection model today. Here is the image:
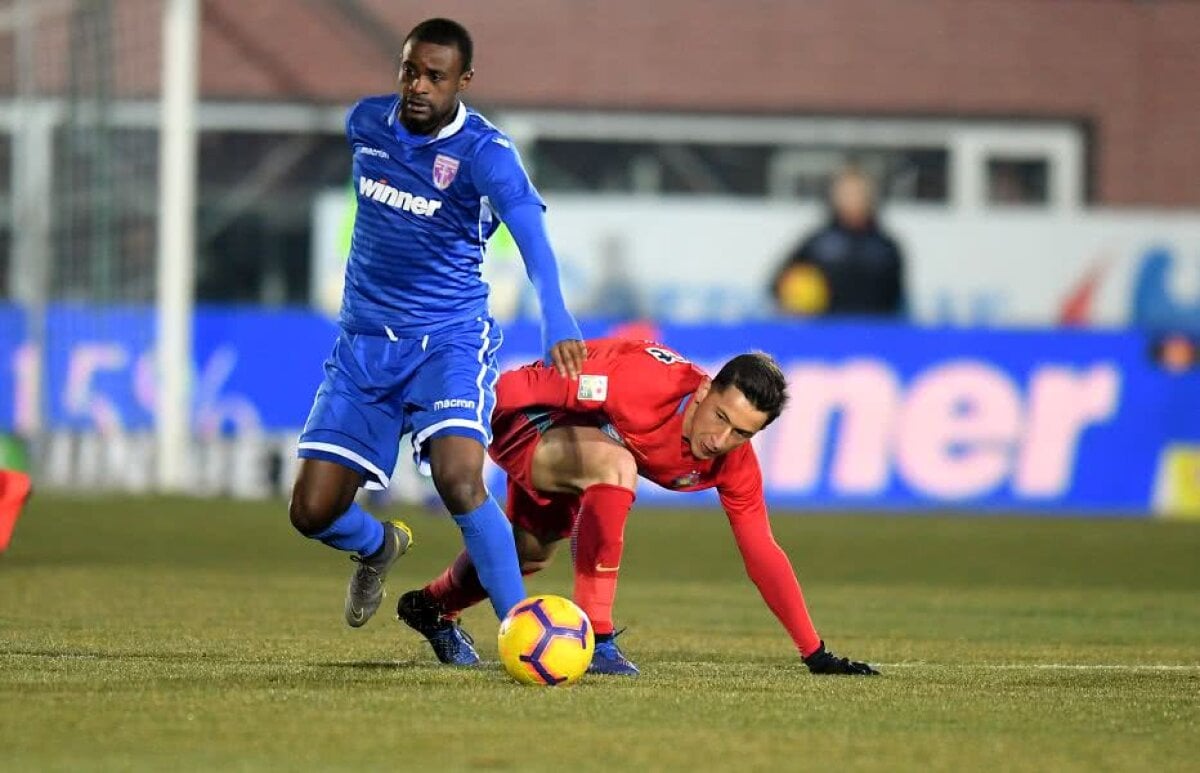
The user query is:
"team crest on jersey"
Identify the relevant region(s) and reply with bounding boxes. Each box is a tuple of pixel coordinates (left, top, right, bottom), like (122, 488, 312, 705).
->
(671, 471, 701, 488)
(432, 154, 460, 190)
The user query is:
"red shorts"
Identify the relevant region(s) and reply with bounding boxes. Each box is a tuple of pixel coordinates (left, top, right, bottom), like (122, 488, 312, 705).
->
(489, 408, 600, 541)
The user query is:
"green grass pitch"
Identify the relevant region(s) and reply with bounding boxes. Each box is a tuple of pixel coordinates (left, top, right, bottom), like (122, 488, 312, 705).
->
(2, 496, 1198, 771)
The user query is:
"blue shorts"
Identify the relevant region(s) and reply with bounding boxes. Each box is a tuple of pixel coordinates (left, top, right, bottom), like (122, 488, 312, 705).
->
(297, 316, 503, 490)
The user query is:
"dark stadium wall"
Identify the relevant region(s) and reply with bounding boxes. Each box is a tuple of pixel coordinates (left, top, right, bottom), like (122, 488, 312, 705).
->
(3, 0, 1196, 206)
(192, 0, 1200, 209)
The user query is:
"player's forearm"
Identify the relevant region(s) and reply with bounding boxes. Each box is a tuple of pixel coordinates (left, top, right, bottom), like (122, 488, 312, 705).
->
(504, 203, 582, 348)
(731, 524, 823, 657)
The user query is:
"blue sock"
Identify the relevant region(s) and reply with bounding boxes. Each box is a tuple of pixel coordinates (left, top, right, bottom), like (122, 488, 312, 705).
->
(309, 502, 384, 557)
(452, 497, 526, 620)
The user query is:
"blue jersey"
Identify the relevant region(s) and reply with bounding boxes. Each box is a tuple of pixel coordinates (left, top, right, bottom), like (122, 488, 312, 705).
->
(340, 95, 544, 336)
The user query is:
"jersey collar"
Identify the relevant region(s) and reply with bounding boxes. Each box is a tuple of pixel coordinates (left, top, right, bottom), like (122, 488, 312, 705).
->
(390, 100, 468, 146)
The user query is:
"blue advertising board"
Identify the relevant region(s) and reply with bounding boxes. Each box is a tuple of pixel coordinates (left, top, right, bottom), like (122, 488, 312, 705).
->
(1, 304, 1198, 514)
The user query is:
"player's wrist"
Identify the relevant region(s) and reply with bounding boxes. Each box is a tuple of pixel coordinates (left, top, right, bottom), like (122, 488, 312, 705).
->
(542, 310, 582, 347)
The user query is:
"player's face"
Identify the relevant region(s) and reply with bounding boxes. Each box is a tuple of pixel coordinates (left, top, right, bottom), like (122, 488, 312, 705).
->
(686, 381, 770, 460)
(398, 40, 473, 135)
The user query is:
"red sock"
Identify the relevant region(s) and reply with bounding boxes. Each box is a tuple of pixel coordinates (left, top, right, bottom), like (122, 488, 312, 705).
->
(0, 471, 32, 553)
(425, 550, 542, 620)
(572, 484, 636, 636)
(424, 550, 486, 619)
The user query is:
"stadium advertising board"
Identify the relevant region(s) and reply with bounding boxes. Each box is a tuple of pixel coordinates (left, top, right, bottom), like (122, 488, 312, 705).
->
(1, 305, 1197, 515)
(314, 192, 1200, 330)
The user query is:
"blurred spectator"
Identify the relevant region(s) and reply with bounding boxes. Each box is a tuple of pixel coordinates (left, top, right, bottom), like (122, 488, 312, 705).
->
(771, 166, 906, 317)
(1152, 334, 1199, 373)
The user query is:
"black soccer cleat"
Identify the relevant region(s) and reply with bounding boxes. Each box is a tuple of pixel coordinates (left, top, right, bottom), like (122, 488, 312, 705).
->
(803, 641, 880, 676)
(397, 589, 480, 666)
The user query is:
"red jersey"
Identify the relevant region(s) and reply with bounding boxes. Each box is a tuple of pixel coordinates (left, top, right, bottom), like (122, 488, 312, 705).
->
(493, 337, 822, 657)
(498, 337, 760, 499)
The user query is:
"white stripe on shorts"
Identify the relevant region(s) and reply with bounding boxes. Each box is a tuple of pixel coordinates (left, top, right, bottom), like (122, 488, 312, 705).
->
(297, 441, 391, 491)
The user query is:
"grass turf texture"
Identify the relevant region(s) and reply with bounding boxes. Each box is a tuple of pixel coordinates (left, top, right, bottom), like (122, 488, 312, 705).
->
(1, 497, 1198, 772)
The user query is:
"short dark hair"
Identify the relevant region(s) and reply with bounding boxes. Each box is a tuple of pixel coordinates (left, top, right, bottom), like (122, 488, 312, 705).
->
(404, 18, 474, 73)
(712, 352, 790, 426)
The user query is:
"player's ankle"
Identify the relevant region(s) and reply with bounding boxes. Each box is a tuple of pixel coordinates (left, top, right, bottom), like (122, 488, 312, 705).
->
(361, 535, 388, 560)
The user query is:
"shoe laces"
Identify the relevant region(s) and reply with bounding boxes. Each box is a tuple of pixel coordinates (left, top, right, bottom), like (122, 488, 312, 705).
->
(450, 621, 474, 647)
(349, 554, 383, 590)
(431, 620, 474, 655)
(351, 527, 396, 572)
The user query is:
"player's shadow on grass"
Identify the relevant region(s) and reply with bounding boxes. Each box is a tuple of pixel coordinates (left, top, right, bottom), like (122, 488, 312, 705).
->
(319, 659, 426, 670)
(5, 649, 465, 672)
(318, 658, 499, 670)
(5, 647, 514, 681)
(3, 647, 250, 664)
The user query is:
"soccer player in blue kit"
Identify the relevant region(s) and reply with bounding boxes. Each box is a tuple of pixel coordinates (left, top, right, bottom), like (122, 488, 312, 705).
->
(288, 18, 586, 630)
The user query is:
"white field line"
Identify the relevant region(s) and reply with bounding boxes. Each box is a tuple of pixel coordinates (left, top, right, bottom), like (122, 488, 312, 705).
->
(876, 662, 1200, 672)
(7, 652, 1198, 672)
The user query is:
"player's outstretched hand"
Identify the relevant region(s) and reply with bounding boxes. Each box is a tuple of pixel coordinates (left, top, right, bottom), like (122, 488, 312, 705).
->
(803, 641, 880, 676)
(549, 339, 587, 379)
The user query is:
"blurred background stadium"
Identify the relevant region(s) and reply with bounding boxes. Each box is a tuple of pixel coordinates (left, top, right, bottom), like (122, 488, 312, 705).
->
(3, 0, 1200, 515)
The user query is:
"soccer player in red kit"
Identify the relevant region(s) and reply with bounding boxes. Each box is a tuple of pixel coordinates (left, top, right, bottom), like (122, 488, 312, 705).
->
(398, 338, 878, 676)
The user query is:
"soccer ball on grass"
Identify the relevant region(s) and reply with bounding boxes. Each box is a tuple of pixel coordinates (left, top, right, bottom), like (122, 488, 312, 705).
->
(497, 595, 594, 686)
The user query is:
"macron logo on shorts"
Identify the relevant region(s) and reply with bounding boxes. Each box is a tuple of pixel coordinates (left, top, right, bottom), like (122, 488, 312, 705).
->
(359, 176, 444, 216)
(433, 398, 476, 411)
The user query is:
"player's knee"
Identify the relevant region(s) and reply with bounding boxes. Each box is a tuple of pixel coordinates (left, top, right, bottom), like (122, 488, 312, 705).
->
(586, 446, 638, 491)
(429, 438, 488, 514)
(431, 468, 487, 515)
(288, 486, 347, 536)
(610, 450, 638, 489)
